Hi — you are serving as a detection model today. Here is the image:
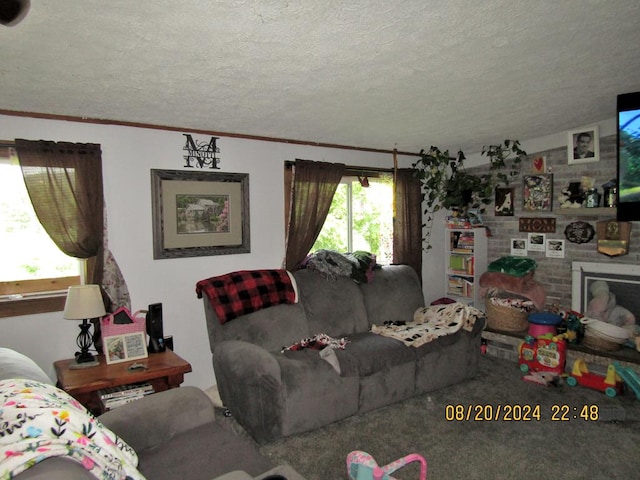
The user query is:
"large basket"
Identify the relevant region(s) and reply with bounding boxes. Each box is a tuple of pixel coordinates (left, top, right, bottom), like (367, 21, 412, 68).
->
(484, 298, 529, 332)
(582, 330, 621, 352)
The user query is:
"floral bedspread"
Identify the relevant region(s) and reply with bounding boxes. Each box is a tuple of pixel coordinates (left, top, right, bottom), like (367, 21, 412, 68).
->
(0, 379, 145, 480)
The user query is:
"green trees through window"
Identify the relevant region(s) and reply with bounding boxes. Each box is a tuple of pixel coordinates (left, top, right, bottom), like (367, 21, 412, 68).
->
(312, 174, 393, 264)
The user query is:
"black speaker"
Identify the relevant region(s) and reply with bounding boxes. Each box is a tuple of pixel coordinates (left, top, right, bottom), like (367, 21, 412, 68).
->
(146, 303, 165, 353)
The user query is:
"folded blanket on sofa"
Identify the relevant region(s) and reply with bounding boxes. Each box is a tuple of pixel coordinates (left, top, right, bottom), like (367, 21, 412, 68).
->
(371, 303, 484, 347)
(196, 269, 298, 324)
(0, 379, 144, 480)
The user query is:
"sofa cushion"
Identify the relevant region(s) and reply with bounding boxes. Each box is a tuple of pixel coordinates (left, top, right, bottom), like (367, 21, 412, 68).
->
(0, 348, 52, 384)
(293, 269, 368, 336)
(334, 332, 417, 377)
(359, 265, 425, 328)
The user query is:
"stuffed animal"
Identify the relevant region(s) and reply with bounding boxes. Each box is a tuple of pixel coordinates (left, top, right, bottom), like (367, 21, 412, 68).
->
(557, 183, 584, 209)
(586, 280, 637, 333)
(586, 280, 616, 321)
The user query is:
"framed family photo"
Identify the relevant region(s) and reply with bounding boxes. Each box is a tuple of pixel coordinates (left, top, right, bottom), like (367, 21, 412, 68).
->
(104, 332, 148, 365)
(568, 126, 599, 165)
(151, 169, 250, 259)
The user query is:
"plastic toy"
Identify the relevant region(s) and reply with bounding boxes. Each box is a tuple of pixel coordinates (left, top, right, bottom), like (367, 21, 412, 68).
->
(347, 451, 427, 480)
(613, 362, 640, 400)
(566, 359, 624, 397)
(518, 334, 566, 376)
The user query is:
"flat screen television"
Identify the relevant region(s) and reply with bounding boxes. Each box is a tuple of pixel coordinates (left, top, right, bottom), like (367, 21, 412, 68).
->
(617, 91, 640, 221)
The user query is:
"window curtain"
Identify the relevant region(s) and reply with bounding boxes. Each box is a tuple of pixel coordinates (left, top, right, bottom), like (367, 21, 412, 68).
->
(393, 168, 423, 280)
(14, 139, 130, 311)
(284, 159, 345, 270)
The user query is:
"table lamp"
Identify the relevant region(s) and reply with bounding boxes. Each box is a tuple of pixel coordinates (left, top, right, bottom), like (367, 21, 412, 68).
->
(63, 284, 106, 364)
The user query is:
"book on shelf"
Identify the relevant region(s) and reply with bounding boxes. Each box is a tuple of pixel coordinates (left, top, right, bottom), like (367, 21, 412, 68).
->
(447, 275, 473, 298)
(449, 255, 474, 274)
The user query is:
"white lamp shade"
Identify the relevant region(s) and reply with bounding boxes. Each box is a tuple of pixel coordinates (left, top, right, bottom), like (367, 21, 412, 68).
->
(63, 285, 106, 320)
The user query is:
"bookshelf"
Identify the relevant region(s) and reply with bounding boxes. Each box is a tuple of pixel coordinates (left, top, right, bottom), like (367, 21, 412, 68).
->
(445, 227, 487, 308)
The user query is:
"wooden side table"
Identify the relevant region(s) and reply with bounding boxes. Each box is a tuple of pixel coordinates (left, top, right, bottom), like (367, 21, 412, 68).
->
(54, 349, 192, 415)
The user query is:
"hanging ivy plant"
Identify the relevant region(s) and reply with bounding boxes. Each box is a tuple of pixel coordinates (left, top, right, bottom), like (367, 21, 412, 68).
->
(412, 139, 527, 250)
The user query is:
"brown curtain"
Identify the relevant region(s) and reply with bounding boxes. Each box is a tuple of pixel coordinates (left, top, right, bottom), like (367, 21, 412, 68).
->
(284, 159, 345, 270)
(393, 168, 423, 280)
(15, 139, 105, 286)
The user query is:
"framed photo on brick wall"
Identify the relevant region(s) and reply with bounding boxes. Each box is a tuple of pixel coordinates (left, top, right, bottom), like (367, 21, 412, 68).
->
(568, 126, 599, 165)
(495, 187, 514, 216)
(523, 174, 553, 212)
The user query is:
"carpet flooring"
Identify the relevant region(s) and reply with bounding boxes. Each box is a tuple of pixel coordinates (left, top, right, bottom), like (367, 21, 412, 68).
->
(219, 354, 640, 480)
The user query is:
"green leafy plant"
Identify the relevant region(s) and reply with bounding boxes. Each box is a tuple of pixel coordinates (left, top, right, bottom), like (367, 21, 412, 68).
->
(412, 139, 527, 250)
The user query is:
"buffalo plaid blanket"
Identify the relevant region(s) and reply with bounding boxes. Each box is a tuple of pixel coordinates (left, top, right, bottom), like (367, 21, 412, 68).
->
(196, 269, 297, 324)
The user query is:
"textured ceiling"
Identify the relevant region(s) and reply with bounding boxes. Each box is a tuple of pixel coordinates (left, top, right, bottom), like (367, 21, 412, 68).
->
(1, 0, 640, 154)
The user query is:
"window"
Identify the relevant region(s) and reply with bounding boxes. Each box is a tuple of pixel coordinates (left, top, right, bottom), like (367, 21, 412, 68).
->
(0, 145, 81, 317)
(312, 173, 393, 263)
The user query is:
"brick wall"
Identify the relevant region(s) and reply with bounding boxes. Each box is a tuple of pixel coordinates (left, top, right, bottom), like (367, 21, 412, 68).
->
(467, 133, 640, 312)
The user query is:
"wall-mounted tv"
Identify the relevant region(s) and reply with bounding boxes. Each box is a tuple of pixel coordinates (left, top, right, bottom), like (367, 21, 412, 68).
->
(617, 91, 640, 222)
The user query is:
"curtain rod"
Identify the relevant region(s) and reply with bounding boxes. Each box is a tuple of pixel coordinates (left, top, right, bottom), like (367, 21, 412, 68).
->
(284, 160, 399, 174)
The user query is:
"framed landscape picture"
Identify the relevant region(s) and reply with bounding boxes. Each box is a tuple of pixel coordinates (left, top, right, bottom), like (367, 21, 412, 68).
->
(151, 169, 250, 259)
(523, 174, 553, 212)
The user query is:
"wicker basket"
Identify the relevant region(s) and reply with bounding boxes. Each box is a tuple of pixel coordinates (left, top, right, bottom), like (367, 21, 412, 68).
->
(484, 298, 529, 332)
(582, 329, 621, 352)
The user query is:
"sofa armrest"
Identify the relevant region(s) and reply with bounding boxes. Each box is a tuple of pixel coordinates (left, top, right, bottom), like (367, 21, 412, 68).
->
(99, 386, 216, 453)
(214, 340, 282, 384)
(213, 341, 284, 442)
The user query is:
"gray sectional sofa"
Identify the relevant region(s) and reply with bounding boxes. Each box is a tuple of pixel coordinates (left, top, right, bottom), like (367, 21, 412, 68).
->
(202, 265, 485, 443)
(0, 347, 305, 480)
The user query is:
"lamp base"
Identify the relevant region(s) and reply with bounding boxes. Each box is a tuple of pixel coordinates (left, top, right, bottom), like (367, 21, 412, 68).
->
(69, 358, 99, 369)
(75, 351, 95, 364)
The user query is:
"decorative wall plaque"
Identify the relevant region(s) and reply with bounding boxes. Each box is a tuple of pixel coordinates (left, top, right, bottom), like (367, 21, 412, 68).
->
(564, 221, 595, 244)
(518, 217, 556, 233)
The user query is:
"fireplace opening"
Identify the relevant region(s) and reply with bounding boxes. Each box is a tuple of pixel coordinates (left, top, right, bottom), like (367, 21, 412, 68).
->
(572, 262, 640, 330)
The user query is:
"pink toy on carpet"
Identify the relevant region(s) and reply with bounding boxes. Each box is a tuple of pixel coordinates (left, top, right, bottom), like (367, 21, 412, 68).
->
(347, 451, 427, 480)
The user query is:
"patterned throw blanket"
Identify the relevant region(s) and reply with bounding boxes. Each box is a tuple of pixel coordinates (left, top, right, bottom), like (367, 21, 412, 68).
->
(196, 269, 297, 324)
(370, 303, 484, 347)
(0, 379, 144, 480)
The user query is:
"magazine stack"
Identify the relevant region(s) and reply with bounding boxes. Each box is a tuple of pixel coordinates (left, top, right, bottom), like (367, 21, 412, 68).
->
(98, 383, 154, 411)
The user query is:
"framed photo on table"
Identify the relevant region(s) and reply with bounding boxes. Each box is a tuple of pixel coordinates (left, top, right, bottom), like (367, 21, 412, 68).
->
(568, 126, 599, 165)
(104, 332, 148, 365)
(151, 169, 250, 259)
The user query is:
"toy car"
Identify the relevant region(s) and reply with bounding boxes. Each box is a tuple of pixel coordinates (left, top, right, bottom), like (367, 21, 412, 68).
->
(566, 359, 624, 397)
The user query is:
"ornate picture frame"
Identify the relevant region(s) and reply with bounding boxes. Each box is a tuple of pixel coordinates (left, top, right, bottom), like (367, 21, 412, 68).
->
(151, 169, 250, 259)
(568, 126, 599, 165)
